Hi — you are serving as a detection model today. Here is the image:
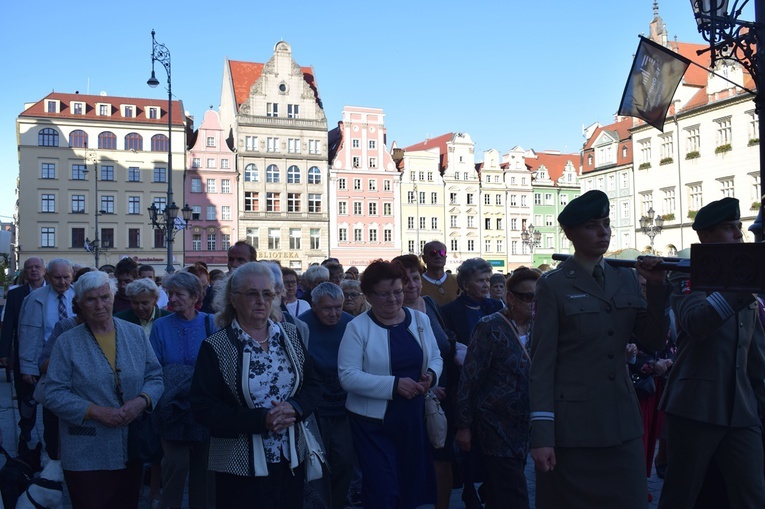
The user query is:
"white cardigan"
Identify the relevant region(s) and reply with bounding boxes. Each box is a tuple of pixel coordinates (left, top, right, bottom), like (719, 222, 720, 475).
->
(338, 308, 443, 420)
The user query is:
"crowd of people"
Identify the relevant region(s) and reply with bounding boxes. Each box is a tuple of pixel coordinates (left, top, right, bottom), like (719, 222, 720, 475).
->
(0, 192, 763, 509)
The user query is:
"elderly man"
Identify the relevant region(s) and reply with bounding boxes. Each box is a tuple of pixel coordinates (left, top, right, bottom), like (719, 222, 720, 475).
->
(0, 257, 45, 447)
(298, 282, 354, 509)
(115, 279, 172, 338)
(18, 258, 75, 458)
(659, 197, 765, 509)
(421, 241, 460, 306)
(300, 265, 330, 307)
(227, 240, 257, 272)
(138, 264, 169, 309)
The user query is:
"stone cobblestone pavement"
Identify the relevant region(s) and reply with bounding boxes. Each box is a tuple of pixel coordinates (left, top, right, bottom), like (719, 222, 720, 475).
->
(0, 375, 663, 508)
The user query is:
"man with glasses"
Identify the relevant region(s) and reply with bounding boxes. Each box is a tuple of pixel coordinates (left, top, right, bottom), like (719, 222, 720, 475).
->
(281, 267, 309, 317)
(421, 241, 460, 306)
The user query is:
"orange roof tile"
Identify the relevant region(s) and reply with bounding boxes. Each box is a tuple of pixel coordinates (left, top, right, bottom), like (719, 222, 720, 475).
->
(228, 60, 320, 111)
(526, 152, 579, 185)
(402, 133, 453, 173)
(19, 92, 185, 126)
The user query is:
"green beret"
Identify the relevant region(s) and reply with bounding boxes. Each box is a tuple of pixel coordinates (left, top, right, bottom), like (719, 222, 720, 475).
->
(692, 197, 740, 231)
(558, 190, 610, 227)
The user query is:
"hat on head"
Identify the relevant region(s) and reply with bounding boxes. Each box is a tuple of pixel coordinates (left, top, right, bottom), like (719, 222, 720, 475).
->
(692, 197, 740, 231)
(558, 190, 610, 227)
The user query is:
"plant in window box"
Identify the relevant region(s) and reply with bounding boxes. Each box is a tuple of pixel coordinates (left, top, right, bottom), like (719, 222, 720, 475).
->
(752, 201, 761, 211)
(714, 143, 732, 154)
(660, 213, 675, 221)
(638, 162, 652, 170)
(687, 210, 698, 219)
(659, 157, 674, 166)
(685, 151, 700, 160)
(749, 138, 760, 146)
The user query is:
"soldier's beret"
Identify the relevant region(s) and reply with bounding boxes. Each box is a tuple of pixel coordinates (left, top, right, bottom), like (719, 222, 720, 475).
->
(692, 197, 740, 231)
(558, 190, 610, 227)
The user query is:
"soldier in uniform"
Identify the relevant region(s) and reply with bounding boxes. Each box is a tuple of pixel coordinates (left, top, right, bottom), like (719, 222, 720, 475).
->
(529, 190, 670, 509)
(658, 197, 765, 509)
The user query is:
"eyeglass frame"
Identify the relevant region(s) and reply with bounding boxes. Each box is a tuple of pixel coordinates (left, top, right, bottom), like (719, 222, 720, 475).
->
(510, 290, 535, 303)
(232, 290, 276, 302)
(368, 289, 405, 300)
(343, 292, 361, 300)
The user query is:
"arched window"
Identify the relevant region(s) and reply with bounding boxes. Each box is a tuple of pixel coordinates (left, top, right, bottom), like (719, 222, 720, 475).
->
(266, 164, 280, 183)
(98, 131, 117, 150)
(287, 165, 301, 184)
(125, 133, 143, 151)
(69, 130, 88, 148)
(308, 166, 321, 184)
(244, 164, 259, 182)
(666, 244, 678, 257)
(38, 128, 59, 147)
(151, 134, 169, 152)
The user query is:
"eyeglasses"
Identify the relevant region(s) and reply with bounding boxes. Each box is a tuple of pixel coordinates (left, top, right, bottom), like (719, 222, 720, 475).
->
(343, 292, 361, 300)
(511, 291, 535, 303)
(369, 289, 405, 300)
(283, 280, 298, 286)
(427, 249, 447, 257)
(233, 290, 276, 302)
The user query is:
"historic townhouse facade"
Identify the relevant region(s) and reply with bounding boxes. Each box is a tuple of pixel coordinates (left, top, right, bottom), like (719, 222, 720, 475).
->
(527, 151, 580, 267)
(184, 109, 238, 270)
(502, 146, 535, 269)
(16, 92, 187, 270)
(327, 107, 400, 269)
(580, 117, 636, 252)
(220, 41, 329, 271)
(398, 145, 445, 257)
(477, 149, 509, 272)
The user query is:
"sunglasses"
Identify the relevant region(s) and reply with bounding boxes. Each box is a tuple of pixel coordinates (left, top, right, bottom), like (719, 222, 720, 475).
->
(428, 249, 447, 257)
(511, 291, 535, 303)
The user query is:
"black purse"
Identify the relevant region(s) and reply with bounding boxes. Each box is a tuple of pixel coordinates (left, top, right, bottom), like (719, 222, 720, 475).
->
(630, 371, 656, 397)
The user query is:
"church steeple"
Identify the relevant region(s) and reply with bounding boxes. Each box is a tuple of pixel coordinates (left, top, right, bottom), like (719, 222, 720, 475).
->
(649, 1, 668, 47)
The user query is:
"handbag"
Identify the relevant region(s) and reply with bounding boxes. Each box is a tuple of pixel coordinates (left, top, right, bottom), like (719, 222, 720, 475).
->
(631, 371, 656, 397)
(299, 414, 327, 482)
(414, 310, 448, 449)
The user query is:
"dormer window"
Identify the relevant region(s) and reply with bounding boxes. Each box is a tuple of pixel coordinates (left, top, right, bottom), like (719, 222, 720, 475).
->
(97, 103, 110, 116)
(46, 100, 59, 113)
(73, 102, 84, 115)
(123, 105, 134, 118)
(148, 107, 158, 119)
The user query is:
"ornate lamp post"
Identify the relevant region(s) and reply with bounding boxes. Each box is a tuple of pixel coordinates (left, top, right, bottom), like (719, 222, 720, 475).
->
(84, 149, 100, 268)
(521, 224, 542, 255)
(147, 29, 183, 273)
(689, 0, 765, 239)
(639, 207, 665, 251)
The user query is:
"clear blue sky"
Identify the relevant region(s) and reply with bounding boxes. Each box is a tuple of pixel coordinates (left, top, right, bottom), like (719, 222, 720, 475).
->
(0, 1, 753, 221)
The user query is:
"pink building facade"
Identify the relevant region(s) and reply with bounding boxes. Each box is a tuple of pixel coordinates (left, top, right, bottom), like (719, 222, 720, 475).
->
(184, 109, 238, 270)
(328, 107, 400, 269)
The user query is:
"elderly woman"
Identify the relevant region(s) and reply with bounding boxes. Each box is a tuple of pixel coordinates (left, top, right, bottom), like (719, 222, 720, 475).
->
(339, 279, 370, 317)
(44, 270, 163, 509)
(455, 267, 541, 509)
(300, 265, 329, 306)
(338, 260, 443, 509)
(115, 278, 171, 338)
(190, 262, 321, 508)
(392, 254, 455, 509)
(489, 273, 507, 305)
(441, 257, 503, 509)
(149, 271, 216, 509)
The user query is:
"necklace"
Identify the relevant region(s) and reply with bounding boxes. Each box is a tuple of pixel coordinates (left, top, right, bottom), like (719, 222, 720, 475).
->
(422, 273, 448, 295)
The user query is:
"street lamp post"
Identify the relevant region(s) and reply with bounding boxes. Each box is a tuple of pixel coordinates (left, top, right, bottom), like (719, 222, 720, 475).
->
(639, 207, 665, 251)
(521, 224, 542, 257)
(147, 29, 180, 274)
(84, 149, 100, 268)
(689, 0, 765, 240)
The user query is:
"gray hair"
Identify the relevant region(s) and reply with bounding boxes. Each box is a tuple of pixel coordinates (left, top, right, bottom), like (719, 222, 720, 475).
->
(263, 262, 285, 322)
(311, 282, 344, 303)
(164, 271, 203, 298)
(47, 258, 72, 273)
(340, 279, 362, 293)
(214, 262, 275, 329)
(302, 265, 329, 287)
(74, 270, 116, 302)
(456, 258, 493, 291)
(125, 278, 160, 299)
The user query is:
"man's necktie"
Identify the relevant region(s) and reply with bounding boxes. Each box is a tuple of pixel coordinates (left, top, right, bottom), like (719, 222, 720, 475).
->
(593, 264, 605, 290)
(58, 294, 67, 321)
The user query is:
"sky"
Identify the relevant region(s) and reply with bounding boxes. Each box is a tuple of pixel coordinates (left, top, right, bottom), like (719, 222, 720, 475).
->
(0, 1, 755, 221)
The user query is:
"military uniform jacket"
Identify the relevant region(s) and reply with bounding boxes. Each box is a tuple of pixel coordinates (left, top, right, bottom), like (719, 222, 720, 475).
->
(659, 271, 765, 427)
(529, 258, 670, 449)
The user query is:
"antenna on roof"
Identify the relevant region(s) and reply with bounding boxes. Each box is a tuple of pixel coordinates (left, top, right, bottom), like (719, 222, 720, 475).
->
(86, 78, 90, 95)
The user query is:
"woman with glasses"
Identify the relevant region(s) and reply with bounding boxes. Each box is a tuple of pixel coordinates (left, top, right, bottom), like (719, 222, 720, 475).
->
(455, 267, 541, 509)
(190, 262, 321, 508)
(149, 271, 217, 509)
(339, 279, 370, 317)
(338, 260, 443, 509)
(281, 267, 309, 317)
(441, 258, 503, 509)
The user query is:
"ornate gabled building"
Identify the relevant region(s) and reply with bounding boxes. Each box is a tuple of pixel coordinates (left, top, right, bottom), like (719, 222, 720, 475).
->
(580, 117, 635, 251)
(327, 106, 400, 269)
(501, 146, 535, 269)
(219, 41, 329, 270)
(16, 92, 187, 271)
(184, 109, 237, 270)
(526, 150, 580, 266)
(476, 149, 509, 272)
